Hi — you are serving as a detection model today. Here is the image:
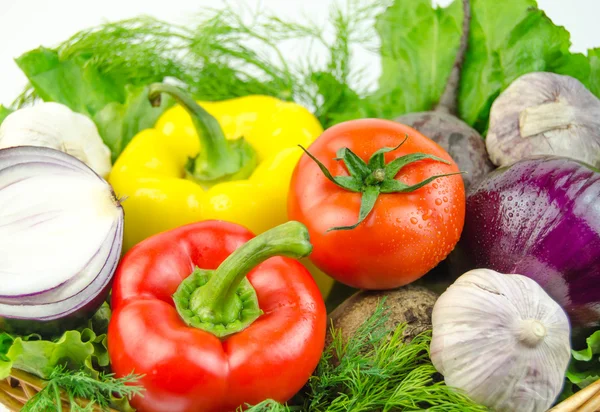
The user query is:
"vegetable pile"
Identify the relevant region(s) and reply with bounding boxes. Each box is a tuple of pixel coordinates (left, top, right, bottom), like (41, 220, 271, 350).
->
(0, 0, 599, 411)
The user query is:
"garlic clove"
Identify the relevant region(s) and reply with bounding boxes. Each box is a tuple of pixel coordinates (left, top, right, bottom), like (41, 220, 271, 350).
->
(431, 268, 571, 412)
(0, 102, 112, 177)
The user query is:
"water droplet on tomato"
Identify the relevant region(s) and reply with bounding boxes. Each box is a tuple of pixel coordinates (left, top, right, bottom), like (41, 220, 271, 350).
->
(433, 183, 439, 189)
(410, 217, 418, 225)
(418, 224, 423, 229)
(435, 198, 442, 205)
(443, 196, 448, 202)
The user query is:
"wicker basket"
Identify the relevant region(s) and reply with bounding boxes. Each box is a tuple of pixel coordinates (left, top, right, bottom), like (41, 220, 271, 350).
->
(0, 368, 598, 411)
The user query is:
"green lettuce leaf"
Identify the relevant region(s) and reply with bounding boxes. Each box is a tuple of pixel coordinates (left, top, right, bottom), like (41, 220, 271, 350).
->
(15, 48, 125, 117)
(462, 5, 590, 131)
(93, 85, 174, 162)
(559, 329, 600, 401)
(588, 48, 600, 97)
(371, 0, 597, 133)
(5, 328, 108, 380)
(371, 0, 463, 119)
(311, 71, 365, 127)
(458, 0, 534, 129)
(566, 330, 600, 387)
(0, 303, 111, 381)
(14, 49, 173, 160)
(0, 105, 13, 126)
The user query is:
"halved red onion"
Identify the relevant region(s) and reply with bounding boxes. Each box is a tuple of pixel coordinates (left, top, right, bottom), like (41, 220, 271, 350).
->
(0, 146, 123, 334)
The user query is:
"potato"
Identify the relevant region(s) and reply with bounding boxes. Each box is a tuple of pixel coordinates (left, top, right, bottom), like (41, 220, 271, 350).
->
(326, 285, 439, 348)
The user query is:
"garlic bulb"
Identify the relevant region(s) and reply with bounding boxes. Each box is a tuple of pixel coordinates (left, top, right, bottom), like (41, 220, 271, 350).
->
(430, 269, 571, 412)
(0, 102, 112, 177)
(486, 72, 600, 168)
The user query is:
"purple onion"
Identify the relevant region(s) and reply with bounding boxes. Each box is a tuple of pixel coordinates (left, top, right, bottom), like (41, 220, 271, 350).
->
(462, 156, 600, 326)
(0, 146, 123, 336)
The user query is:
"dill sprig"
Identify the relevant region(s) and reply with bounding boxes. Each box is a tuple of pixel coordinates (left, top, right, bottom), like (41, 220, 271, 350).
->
(246, 301, 487, 412)
(242, 399, 293, 412)
(14, 0, 386, 128)
(22, 366, 143, 412)
(304, 301, 487, 412)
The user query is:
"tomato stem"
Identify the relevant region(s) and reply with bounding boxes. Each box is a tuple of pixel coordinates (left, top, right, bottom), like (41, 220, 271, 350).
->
(172, 221, 313, 338)
(300, 138, 464, 231)
(365, 168, 386, 185)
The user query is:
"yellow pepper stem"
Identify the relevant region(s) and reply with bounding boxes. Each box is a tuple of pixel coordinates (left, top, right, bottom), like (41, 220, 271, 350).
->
(148, 83, 257, 188)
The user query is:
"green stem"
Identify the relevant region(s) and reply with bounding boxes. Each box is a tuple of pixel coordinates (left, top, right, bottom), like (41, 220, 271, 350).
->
(53, 384, 62, 412)
(301, 138, 463, 231)
(365, 168, 386, 185)
(173, 221, 312, 338)
(148, 83, 257, 188)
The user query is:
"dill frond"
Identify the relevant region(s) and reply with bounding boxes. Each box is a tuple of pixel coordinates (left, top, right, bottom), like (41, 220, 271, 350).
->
(13, 0, 387, 129)
(21, 365, 143, 412)
(302, 299, 488, 412)
(245, 300, 487, 412)
(243, 399, 293, 412)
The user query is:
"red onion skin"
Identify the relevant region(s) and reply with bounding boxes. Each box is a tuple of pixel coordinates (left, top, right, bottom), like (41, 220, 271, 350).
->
(0, 221, 122, 339)
(0, 280, 114, 338)
(462, 156, 600, 326)
(0, 146, 123, 338)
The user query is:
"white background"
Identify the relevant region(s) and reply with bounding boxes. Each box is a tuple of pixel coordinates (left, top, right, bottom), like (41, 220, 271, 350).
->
(0, 0, 599, 106)
(0, 1, 598, 411)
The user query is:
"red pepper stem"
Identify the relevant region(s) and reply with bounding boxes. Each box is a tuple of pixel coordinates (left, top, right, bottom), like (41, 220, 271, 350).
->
(148, 83, 257, 189)
(173, 221, 313, 338)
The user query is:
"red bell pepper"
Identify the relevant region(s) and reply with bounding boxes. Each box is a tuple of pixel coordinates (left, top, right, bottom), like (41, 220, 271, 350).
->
(108, 220, 326, 412)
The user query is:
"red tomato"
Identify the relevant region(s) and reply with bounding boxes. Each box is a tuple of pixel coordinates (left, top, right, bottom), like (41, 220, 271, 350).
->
(288, 119, 466, 289)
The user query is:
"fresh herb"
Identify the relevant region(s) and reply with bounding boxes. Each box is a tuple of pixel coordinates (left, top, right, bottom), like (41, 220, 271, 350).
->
(358, 0, 600, 133)
(305, 301, 486, 411)
(560, 330, 600, 400)
(10, 0, 600, 152)
(12, 1, 382, 139)
(0, 305, 111, 381)
(246, 300, 487, 411)
(244, 399, 293, 412)
(15, 47, 126, 116)
(0, 305, 140, 411)
(93, 85, 174, 162)
(589, 48, 600, 96)
(12, 47, 174, 160)
(0, 105, 12, 126)
(21, 365, 142, 412)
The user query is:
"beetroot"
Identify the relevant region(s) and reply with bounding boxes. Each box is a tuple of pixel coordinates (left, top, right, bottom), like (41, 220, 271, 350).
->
(395, 0, 493, 189)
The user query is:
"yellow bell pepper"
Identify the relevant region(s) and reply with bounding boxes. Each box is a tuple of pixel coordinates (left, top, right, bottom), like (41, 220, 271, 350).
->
(109, 83, 334, 296)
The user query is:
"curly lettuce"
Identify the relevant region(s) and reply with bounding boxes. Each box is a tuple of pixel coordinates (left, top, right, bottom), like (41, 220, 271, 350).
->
(0, 303, 111, 380)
